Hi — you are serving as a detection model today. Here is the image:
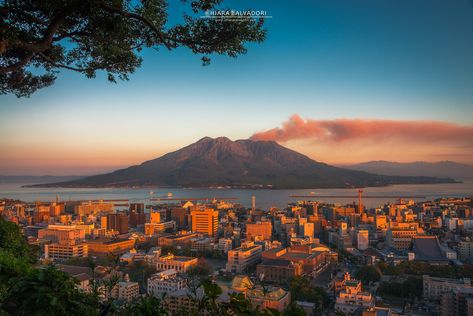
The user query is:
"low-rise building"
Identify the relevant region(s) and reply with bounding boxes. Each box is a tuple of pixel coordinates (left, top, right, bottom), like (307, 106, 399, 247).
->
(218, 238, 233, 253)
(147, 269, 187, 297)
(423, 275, 472, 300)
(335, 273, 374, 314)
(144, 221, 176, 236)
(226, 241, 263, 273)
(246, 221, 272, 241)
(256, 259, 303, 284)
(112, 281, 140, 302)
(248, 286, 291, 312)
(45, 242, 88, 261)
(440, 288, 473, 316)
(155, 254, 198, 272)
(86, 238, 135, 256)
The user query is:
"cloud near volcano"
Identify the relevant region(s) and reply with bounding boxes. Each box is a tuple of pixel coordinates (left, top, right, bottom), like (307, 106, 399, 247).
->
(251, 114, 473, 145)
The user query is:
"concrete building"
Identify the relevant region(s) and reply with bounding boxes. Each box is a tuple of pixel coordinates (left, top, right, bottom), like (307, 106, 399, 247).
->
(45, 242, 88, 261)
(129, 203, 145, 213)
(159, 231, 199, 248)
(423, 275, 473, 300)
(112, 281, 140, 302)
(38, 225, 85, 243)
(155, 254, 198, 272)
(386, 226, 419, 250)
(107, 213, 129, 234)
(144, 221, 176, 235)
(170, 207, 189, 228)
(458, 241, 473, 262)
(147, 269, 187, 298)
(440, 288, 473, 316)
(86, 238, 135, 256)
(75, 201, 114, 215)
(335, 273, 374, 314)
(218, 238, 233, 253)
(357, 230, 369, 250)
(226, 241, 263, 273)
(256, 259, 303, 284)
(191, 208, 218, 237)
(246, 221, 272, 241)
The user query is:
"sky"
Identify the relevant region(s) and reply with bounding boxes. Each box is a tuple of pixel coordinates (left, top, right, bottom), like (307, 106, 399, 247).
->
(1, 0, 473, 175)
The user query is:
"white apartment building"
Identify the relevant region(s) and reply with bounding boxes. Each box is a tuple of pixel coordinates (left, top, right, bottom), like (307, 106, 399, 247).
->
(147, 269, 187, 297)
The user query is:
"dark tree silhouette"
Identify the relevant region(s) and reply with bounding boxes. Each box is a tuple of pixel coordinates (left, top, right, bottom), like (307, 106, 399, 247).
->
(0, 0, 266, 97)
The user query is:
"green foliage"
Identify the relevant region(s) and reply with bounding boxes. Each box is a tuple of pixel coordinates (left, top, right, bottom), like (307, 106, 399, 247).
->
(377, 261, 473, 279)
(0, 0, 266, 97)
(120, 296, 168, 316)
(355, 265, 381, 284)
(377, 262, 401, 276)
(0, 217, 36, 262)
(0, 217, 35, 302)
(378, 277, 422, 300)
(187, 257, 212, 277)
(288, 276, 329, 311)
(2, 265, 100, 316)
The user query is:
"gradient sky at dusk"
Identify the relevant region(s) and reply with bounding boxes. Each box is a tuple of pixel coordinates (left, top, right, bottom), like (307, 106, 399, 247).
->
(1, 0, 473, 175)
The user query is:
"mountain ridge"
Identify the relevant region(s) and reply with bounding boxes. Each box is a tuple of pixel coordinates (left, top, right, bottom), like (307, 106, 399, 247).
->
(345, 160, 473, 180)
(28, 137, 458, 189)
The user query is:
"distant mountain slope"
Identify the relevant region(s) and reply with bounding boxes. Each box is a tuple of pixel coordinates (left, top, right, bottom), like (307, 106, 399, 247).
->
(0, 175, 84, 184)
(346, 161, 473, 180)
(30, 137, 457, 189)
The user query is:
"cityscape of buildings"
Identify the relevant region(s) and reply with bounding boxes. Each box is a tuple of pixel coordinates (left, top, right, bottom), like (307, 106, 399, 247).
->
(1, 193, 473, 315)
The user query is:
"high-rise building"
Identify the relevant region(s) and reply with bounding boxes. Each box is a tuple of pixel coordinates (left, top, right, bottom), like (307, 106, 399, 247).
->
(300, 222, 314, 238)
(170, 207, 189, 229)
(107, 213, 129, 234)
(129, 211, 146, 227)
(190, 208, 218, 237)
(150, 211, 161, 224)
(129, 203, 145, 213)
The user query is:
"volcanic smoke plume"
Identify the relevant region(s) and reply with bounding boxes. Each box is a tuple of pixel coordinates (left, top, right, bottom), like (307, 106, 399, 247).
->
(251, 114, 473, 145)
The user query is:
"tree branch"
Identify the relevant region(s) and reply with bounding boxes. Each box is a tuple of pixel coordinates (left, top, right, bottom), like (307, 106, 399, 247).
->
(37, 52, 97, 72)
(0, 52, 33, 74)
(99, 2, 171, 50)
(5, 8, 69, 53)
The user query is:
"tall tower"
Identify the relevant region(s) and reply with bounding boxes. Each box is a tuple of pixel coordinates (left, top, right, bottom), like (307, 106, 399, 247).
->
(358, 189, 363, 213)
(251, 195, 256, 212)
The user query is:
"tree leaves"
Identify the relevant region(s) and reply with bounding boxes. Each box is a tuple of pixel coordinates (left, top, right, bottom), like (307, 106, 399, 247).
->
(0, 0, 266, 97)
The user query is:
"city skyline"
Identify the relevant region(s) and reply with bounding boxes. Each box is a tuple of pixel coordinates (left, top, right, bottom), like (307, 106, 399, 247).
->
(2, 0, 473, 175)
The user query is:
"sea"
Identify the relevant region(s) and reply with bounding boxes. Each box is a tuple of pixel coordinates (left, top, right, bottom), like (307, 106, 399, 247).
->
(0, 180, 472, 210)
